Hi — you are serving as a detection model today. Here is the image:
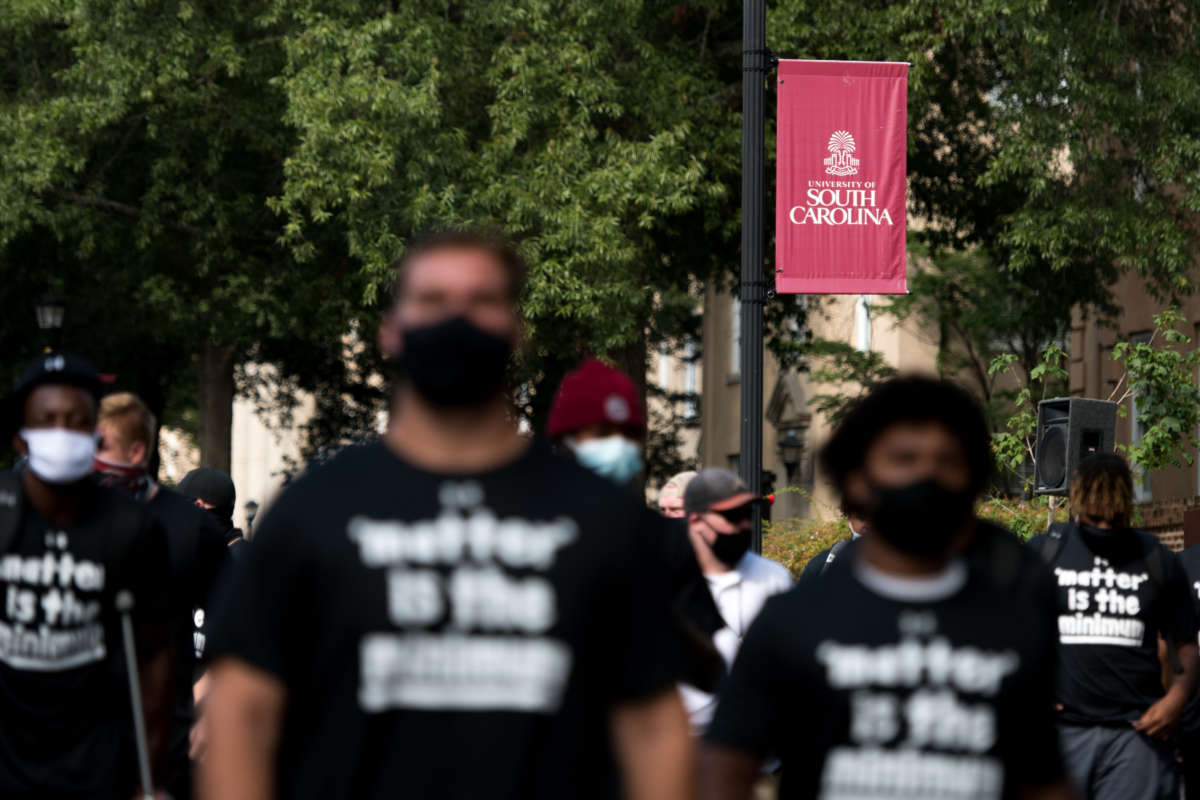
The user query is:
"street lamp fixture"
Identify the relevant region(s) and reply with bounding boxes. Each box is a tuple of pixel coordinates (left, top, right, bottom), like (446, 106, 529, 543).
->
(35, 289, 66, 353)
(244, 499, 260, 538)
(777, 428, 804, 482)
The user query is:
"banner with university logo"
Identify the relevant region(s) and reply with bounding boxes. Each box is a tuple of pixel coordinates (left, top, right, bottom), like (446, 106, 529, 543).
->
(775, 60, 908, 294)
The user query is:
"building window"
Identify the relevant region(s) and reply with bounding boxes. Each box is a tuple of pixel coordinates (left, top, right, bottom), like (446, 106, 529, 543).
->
(656, 342, 670, 388)
(727, 453, 740, 476)
(730, 298, 741, 378)
(854, 294, 873, 352)
(1130, 332, 1151, 502)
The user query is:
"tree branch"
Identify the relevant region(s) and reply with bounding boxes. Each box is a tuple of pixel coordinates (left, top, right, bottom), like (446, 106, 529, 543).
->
(56, 191, 203, 237)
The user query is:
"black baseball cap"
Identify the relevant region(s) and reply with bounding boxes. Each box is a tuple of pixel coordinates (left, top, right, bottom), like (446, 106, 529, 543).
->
(683, 467, 759, 513)
(7, 352, 105, 427)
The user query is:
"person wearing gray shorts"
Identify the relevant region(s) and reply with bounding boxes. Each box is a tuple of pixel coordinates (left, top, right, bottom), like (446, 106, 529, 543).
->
(1030, 454, 1198, 800)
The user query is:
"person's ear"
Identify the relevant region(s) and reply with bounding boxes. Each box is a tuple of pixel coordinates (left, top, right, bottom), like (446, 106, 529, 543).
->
(11, 432, 27, 456)
(377, 305, 404, 361)
(129, 440, 147, 467)
(844, 469, 871, 510)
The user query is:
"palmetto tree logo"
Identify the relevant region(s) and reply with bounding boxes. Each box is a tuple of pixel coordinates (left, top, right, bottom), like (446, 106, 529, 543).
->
(823, 130, 860, 176)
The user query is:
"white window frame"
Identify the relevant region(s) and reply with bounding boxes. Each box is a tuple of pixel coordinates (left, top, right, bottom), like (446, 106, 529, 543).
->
(730, 298, 741, 378)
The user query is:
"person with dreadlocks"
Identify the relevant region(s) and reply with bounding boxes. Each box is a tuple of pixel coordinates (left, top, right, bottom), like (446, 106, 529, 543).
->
(1030, 453, 1198, 800)
(95, 392, 229, 800)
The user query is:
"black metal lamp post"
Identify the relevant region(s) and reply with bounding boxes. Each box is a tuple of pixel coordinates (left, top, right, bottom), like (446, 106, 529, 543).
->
(244, 499, 259, 538)
(35, 289, 66, 353)
(740, 0, 769, 552)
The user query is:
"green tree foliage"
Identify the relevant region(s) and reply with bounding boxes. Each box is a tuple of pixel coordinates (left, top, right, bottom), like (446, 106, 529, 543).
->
(4, 0, 1197, 479)
(988, 344, 1069, 481)
(990, 309, 1200, 491)
(0, 0, 758, 470)
(773, 1, 1199, 425)
(799, 338, 896, 427)
(1111, 308, 1200, 472)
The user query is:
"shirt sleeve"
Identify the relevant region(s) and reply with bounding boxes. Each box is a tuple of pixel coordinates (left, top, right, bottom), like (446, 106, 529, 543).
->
(605, 507, 685, 704)
(205, 497, 308, 681)
(704, 598, 783, 756)
(1160, 549, 1198, 647)
(1000, 563, 1066, 787)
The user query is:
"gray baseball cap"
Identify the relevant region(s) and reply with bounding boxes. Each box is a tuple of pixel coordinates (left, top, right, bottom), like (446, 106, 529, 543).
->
(683, 467, 758, 513)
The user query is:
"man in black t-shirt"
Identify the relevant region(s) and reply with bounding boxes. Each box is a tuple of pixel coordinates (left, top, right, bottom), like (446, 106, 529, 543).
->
(95, 391, 229, 800)
(701, 376, 1070, 800)
(1029, 454, 1198, 800)
(0, 353, 173, 799)
(1177, 541, 1200, 798)
(201, 229, 691, 800)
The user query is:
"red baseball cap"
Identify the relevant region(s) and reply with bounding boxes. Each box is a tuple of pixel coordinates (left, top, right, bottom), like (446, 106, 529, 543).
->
(546, 359, 645, 439)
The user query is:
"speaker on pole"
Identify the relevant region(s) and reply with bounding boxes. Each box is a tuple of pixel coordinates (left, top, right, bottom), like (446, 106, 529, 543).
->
(1034, 398, 1118, 495)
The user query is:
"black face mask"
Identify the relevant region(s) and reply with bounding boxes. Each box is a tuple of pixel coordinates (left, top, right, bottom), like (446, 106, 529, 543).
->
(868, 478, 974, 559)
(399, 316, 513, 407)
(710, 528, 752, 568)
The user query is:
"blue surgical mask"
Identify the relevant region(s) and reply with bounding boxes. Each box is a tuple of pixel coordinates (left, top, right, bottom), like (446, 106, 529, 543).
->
(569, 435, 644, 485)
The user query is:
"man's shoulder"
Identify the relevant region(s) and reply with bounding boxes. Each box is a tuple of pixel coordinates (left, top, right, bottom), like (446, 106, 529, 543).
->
(150, 485, 212, 524)
(969, 520, 1056, 590)
(797, 544, 835, 584)
(91, 482, 154, 524)
(743, 552, 793, 589)
(1180, 542, 1200, 577)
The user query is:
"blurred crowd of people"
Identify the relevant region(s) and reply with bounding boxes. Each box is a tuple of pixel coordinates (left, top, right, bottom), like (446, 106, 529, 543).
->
(3, 228, 1199, 800)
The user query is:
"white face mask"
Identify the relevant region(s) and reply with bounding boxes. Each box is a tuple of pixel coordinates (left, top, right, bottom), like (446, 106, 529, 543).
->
(20, 428, 98, 485)
(568, 435, 644, 485)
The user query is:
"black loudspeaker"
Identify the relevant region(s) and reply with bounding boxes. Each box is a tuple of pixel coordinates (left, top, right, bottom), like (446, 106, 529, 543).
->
(1034, 398, 1118, 496)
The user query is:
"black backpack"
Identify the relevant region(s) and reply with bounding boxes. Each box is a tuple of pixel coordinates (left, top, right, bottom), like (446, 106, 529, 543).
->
(819, 539, 849, 576)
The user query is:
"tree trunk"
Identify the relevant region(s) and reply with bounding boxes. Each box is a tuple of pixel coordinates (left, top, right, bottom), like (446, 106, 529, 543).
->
(197, 342, 236, 472)
(614, 330, 649, 495)
(614, 331, 648, 428)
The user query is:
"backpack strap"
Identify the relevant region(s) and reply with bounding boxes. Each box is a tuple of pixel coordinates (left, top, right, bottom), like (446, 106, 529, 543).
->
(0, 470, 24, 556)
(820, 539, 848, 576)
(1038, 522, 1071, 565)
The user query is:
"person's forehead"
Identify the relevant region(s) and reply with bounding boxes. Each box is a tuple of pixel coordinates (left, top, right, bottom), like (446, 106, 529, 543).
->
(404, 246, 509, 294)
(25, 384, 95, 416)
(871, 419, 962, 451)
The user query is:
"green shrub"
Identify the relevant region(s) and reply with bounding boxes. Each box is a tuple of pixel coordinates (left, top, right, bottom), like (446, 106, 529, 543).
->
(762, 515, 849, 579)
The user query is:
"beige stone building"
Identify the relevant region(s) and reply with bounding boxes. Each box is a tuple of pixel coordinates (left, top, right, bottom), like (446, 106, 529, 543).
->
(698, 279, 937, 521)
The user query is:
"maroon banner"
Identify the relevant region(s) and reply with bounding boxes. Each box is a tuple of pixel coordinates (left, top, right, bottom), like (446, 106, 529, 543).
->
(775, 60, 908, 294)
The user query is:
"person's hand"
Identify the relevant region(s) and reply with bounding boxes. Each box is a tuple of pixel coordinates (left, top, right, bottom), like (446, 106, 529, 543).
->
(189, 714, 209, 762)
(1132, 695, 1184, 740)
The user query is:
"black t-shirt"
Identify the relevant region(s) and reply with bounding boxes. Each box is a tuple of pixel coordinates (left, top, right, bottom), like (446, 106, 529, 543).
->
(1174, 542, 1200, 733)
(208, 440, 677, 800)
(706, 524, 1063, 800)
(0, 480, 170, 798)
(1028, 524, 1196, 724)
